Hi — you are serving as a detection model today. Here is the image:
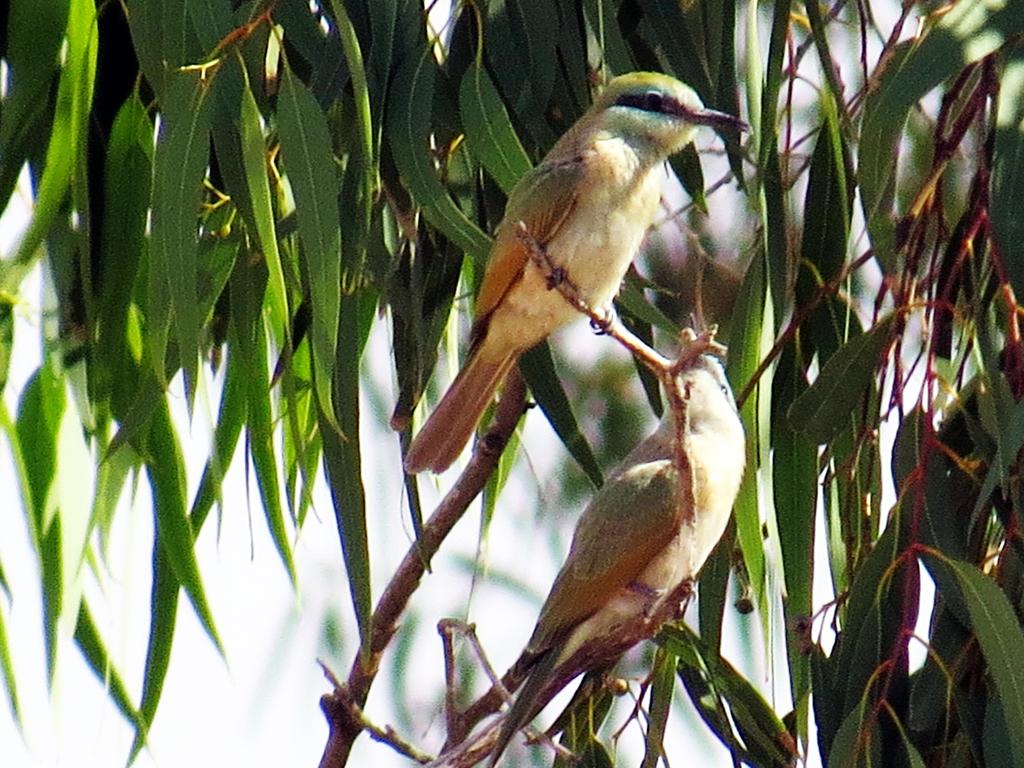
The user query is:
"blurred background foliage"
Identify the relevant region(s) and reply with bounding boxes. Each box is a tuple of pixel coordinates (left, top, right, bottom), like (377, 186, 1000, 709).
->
(3, 0, 1024, 766)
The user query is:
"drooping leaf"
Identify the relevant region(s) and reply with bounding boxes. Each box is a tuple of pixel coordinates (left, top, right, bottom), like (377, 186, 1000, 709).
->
(662, 622, 794, 767)
(236, 67, 290, 333)
(0, 592, 20, 727)
(858, 0, 1024, 268)
(772, 343, 816, 734)
(94, 92, 153, 420)
(788, 316, 894, 444)
(144, 402, 224, 657)
(278, 61, 343, 425)
(16, 364, 65, 540)
(458, 62, 532, 195)
(927, 557, 1024, 768)
(326, 0, 375, 268)
(0, 0, 68, 211)
(991, 41, 1024, 300)
(123, 0, 197, 100)
(3, 0, 97, 292)
(129, 545, 179, 762)
(386, 46, 492, 264)
(73, 601, 143, 730)
(828, 691, 881, 767)
(229, 253, 296, 584)
(483, 0, 560, 149)
(147, 67, 214, 396)
(321, 290, 375, 658)
(519, 343, 603, 488)
(726, 251, 768, 624)
(641, 647, 676, 768)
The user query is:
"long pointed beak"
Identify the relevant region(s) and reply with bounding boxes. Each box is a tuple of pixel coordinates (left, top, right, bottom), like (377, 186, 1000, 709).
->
(689, 107, 747, 132)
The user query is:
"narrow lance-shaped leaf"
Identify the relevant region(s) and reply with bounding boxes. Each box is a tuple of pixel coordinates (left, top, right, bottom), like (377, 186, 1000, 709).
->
(387, 46, 492, 265)
(929, 557, 1024, 768)
(482, 0, 559, 147)
(0, 592, 20, 728)
(788, 316, 894, 444)
(0, 0, 69, 210)
(661, 622, 794, 766)
(95, 92, 153, 415)
(859, 0, 1024, 268)
(129, 545, 179, 762)
(3, 0, 97, 291)
(991, 41, 1024, 300)
(520, 343, 604, 488)
(237, 66, 290, 335)
(458, 62, 532, 194)
(148, 68, 214, 399)
(726, 252, 768, 625)
(278, 61, 343, 428)
(145, 402, 224, 658)
(327, 0, 375, 267)
(224, 237, 292, 585)
(641, 647, 676, 768)
(15, 363, 65, 683)
(772, 345, 816, 733)
(74, 601, 143, 730)
(244, 316, 297, 585)
(321, 291, 374, 659)
(189, 336, 248, 526)
(123, 0, 193, 100)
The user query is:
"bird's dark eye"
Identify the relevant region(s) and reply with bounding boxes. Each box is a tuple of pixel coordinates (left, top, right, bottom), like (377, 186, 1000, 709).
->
(642, 90, 664, 112)
(616, 89, 675, 115)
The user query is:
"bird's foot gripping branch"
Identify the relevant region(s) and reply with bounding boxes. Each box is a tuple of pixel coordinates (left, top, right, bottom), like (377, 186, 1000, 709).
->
(512, 219, 727, 386)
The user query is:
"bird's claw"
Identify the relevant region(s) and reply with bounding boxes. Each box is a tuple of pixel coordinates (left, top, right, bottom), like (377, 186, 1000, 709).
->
(590, 306, 616, 335)
(546, 266, 567, 290)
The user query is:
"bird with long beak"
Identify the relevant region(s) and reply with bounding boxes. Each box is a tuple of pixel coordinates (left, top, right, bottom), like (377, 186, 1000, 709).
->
(486, 352, 746, 766)
(403, 72, 744, 473)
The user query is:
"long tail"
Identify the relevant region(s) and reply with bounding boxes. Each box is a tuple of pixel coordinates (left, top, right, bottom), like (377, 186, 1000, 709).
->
(488, 650, 558, 767)
(404, 347, 517, 474)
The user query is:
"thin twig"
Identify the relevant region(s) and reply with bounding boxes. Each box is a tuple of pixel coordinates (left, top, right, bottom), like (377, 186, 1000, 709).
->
(437, 620, 577, 763)
(434, 579, 696, 767)
(513, 222, 726, 387)
(317, 662, 435, 764)
(440, 620, 463, 738)
(439, 619, 516, 706)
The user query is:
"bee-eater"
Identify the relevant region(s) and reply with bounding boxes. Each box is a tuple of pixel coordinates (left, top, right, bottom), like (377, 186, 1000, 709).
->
(488, 353, 746, 765)
(403, 73, 743, 473)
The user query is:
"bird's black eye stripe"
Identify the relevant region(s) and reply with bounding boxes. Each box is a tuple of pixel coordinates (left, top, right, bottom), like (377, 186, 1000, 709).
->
(615, 90, 682, 116)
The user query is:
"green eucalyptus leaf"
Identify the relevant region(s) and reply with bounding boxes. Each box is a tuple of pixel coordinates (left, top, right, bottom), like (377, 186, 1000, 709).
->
(859, 0, 1024, 268)
(788, 317, 894, 444)
(991, 41, 1024, 301)
(519, 343, 603, 488)
(321, 290, 374, 658)
(74, 601, 143, 730)
(145, 403, 224, 658)
(3, 0, 97, 292)
(386, 46, 492, 264)
(458, 63, 532, 195)
(929, 558, 1024, 768)
(278, 62, 343, 426)
(147, 67, 214, 397)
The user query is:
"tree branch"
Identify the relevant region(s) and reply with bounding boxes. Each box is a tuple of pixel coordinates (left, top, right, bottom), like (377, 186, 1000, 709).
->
(318, 370, 529, 768)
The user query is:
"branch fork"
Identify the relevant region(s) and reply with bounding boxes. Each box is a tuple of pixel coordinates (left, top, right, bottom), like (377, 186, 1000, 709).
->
(319, 222, 727, 768)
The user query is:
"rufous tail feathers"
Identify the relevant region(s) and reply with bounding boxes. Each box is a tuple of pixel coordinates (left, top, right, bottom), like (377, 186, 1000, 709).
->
(404, 349, 517, 473)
